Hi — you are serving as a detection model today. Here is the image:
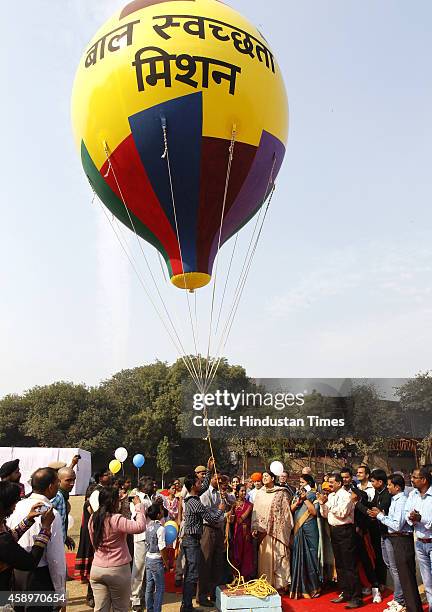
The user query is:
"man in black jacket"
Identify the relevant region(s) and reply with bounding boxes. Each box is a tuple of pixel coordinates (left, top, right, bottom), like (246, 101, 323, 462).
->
(355, 469, 391, 590)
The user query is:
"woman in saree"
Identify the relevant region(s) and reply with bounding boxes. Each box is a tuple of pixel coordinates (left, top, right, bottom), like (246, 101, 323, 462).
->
(289, 474, 321, 599)
(229, 484, 254, 580)
(251, 471, 293, 592)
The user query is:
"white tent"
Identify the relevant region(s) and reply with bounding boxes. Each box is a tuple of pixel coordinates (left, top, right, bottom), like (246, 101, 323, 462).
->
(0, 447, 91, 495)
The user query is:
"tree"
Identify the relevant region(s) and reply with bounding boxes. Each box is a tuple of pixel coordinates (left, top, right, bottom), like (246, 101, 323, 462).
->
(396, 372, 432, 465)
(0, 394, 34, 446)
(67, 387, 123, 464)
(22, 382, 89, 447)
(156, 436, 172, 488)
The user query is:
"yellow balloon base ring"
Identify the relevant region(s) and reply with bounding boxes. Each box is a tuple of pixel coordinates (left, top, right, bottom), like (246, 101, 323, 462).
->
(171, 272, 211, 290)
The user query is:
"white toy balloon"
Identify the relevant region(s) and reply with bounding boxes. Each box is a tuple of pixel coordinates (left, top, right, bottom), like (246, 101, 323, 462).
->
(270, 461, 284, 477)
(89, 489, 100, 512)
(115, 447, 128, 463)
(68, 514, 74, 530)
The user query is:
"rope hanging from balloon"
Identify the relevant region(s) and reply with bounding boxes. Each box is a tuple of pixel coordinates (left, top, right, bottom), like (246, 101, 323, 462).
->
(203, 408, 277, 601)
(93, 142, 278, 399)
(97, 143, 203, 390)
(96, 133, 280, 603)
(202, 158, 278, 395)
(203, 125, 237, 389)
(92, 187, 200, 384)
(160, 118, 205, 391)
(199, 173, 277, 604)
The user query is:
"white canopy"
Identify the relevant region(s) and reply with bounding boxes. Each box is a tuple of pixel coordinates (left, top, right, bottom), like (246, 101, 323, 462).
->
(0, 447, 91, 495)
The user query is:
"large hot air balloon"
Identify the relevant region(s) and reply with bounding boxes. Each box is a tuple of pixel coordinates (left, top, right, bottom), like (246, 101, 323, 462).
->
(71, 0, 288, 291)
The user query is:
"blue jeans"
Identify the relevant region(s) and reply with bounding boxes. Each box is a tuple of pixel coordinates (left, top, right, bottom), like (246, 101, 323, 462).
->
(182, 535, 202, 610)
(416, 540, 432, 611)
(381, 537, 404, 605)
(145, 558, 165, 612)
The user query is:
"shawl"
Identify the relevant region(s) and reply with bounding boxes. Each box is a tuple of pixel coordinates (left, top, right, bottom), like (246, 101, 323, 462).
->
(266, 487, 293, 546)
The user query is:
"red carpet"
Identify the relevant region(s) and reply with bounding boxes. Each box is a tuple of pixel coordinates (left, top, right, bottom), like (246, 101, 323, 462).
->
(282, 589, 383, 611)
(281, 589, 428, 611)
(66, 554, 428, 610)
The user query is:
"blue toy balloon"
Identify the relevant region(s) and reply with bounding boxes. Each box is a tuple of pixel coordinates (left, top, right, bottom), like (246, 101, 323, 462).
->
(133, 454, 145, 468)
(165, 524, 178, 545)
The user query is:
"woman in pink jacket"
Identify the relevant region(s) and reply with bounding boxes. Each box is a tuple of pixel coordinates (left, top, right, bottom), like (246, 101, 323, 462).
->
(89, 487, 146, 612)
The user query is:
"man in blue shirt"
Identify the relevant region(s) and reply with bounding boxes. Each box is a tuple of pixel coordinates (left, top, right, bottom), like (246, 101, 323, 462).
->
(405, 467, 432, 612)
(51, 468, 76, 548)
(369, 473, 422, 612)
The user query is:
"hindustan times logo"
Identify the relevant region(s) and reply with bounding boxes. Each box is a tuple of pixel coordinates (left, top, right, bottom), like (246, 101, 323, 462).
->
(192, 390, 305, 411)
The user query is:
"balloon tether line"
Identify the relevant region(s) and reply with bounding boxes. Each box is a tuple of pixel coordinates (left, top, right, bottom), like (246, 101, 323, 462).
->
(203, 409, 276, 600)
(203, 124, 237, 390)
(202, 180, 277, 596)
(92, 187, 199, 386)
(160, 119, 204, 391)
(204, 159, 277, 393)
(102, 139, 201, 386)
(95, 145, 201, 389)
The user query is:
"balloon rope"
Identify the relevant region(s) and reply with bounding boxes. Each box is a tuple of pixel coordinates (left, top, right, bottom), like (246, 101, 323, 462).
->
(157, 252, 169, 283)
(203, 125, 237, 389)
(102, 141, 202, 389)
(193, 291, 203, 383)
(160, 122, 204, 391)
(204, 160, 277, 394)
(204, 407, 276, 600)
(218, 182, 277, 358)
(92, 188, 201, 390)
(215, 233, 239, 334)
(205, 183, 276, 393)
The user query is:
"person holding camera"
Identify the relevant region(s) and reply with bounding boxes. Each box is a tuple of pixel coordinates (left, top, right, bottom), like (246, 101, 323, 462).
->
(0, 481, 55, 591)
(7, 467, 66, 611)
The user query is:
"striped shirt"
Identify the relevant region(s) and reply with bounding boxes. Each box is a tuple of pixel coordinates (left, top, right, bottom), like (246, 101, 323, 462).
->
(183, 472, 224, 536)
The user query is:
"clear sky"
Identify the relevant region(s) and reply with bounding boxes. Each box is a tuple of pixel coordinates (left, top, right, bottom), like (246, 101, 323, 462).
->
(1, 1, 431, 398)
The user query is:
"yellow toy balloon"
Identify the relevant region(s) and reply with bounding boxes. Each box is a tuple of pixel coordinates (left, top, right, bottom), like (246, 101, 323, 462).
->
(109, 459, 122, 474)
(72, 0, 288, 291)
(164, 519, 179, 531)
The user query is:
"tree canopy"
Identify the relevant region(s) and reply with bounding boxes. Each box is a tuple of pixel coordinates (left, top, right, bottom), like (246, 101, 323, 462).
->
(1, 365, 429, 476)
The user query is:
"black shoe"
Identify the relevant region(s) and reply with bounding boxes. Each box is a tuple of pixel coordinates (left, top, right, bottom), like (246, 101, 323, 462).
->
(197, 599, 215, 607)
(345, 601, 364, 609)
(331, 594, 349, 604)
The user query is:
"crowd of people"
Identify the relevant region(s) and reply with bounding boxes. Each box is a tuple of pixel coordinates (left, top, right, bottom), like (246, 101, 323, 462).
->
(0, 454, 431, 612)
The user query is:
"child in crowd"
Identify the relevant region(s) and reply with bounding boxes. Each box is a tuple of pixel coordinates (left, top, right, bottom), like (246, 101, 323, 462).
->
(145, 503, 169, 612)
